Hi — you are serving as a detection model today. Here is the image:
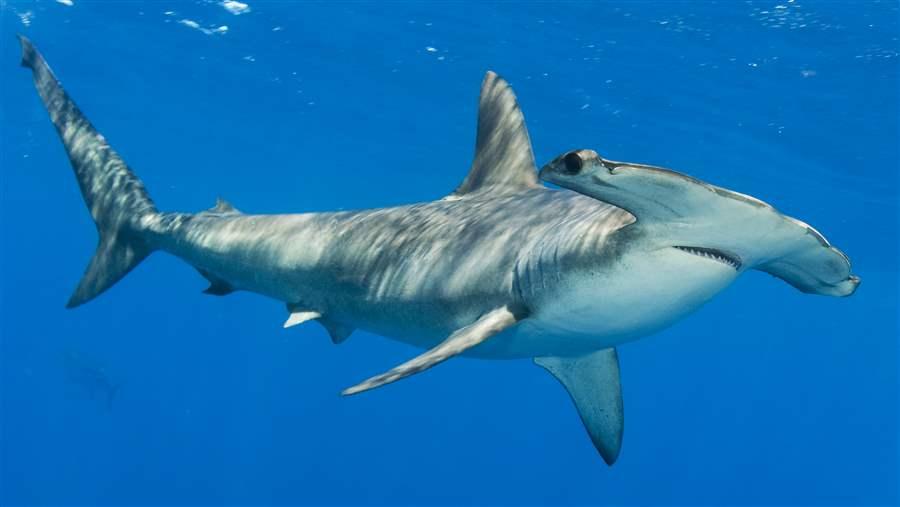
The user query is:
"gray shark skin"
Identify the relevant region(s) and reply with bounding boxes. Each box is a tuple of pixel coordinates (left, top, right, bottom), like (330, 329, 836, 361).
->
(19, 36, 858, 466)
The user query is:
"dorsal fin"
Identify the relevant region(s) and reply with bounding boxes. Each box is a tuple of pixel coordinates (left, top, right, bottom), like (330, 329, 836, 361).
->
(452, 71, 539, 197)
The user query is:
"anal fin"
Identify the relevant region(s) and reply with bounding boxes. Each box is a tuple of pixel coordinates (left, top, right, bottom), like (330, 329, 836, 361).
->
(319, 318, 354, 344)
(535, 348, 624, 465)
(198, 268, 235, 296)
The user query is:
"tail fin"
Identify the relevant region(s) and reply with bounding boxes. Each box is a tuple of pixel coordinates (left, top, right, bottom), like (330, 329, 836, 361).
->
(19, 35, 158, 307)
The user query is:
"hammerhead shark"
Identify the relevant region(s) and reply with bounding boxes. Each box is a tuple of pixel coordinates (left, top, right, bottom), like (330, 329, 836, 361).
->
(19, 36, 858, 464)
(63, 350, 121, 409)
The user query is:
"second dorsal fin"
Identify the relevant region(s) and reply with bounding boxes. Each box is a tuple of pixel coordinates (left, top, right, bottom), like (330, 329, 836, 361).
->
(209, 197, 240, 215)
(451, 71, 539, 197)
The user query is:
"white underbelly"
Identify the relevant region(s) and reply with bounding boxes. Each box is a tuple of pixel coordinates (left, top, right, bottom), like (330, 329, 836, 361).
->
(472, 248, 741, 358)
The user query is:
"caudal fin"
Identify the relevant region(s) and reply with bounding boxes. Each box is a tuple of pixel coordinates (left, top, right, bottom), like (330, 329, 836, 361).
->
(19, 35, 158, 307)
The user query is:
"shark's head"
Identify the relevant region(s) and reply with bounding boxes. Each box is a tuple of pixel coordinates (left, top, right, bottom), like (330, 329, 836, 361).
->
(540, 149, 859, 297)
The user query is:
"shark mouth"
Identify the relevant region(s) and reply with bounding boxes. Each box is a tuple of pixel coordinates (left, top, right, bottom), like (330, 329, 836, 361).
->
(674, 246, 742, 270)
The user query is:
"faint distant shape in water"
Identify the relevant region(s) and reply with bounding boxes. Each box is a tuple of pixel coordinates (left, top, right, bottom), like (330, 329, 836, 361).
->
(63, 350, 122, 410)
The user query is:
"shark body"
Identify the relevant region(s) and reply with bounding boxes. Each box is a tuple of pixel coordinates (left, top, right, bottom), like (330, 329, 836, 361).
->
(19, 36, 858, 464)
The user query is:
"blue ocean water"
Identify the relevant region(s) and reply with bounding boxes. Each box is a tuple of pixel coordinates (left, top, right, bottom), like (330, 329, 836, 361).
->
(1, 1, 897, 505)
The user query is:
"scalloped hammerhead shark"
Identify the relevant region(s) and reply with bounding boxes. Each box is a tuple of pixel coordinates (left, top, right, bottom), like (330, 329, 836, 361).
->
(19, 35, 858, 464)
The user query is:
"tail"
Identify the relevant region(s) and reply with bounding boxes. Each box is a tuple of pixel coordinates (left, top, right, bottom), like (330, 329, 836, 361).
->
(19, 36, 158, 308)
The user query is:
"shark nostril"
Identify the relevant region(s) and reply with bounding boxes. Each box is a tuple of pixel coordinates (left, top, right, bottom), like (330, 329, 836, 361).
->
(563, 152, 584, 174)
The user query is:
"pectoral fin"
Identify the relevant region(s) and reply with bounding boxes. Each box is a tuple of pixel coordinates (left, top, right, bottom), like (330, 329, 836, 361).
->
(342, 306, 523, 396)
(535, 348, 624, 465)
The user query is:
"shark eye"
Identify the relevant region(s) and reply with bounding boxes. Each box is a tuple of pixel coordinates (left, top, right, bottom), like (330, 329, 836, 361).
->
(563, 152, 584, 174)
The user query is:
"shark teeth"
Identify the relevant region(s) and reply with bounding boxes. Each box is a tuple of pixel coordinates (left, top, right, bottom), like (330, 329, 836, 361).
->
(674, 246, 742, 270)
